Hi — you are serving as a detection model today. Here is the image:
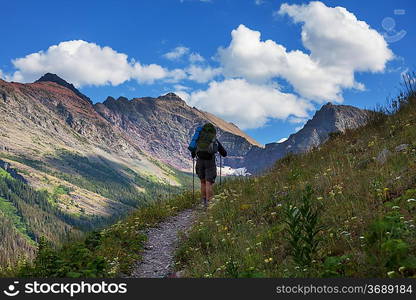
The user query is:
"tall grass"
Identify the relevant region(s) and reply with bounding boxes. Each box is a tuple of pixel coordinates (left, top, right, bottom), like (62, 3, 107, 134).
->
(175, 74, 416, 278)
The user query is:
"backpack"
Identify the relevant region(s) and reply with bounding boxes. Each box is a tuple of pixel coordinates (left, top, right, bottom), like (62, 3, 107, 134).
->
(188, 126, 202, 152)
(196, 123, 218, 159)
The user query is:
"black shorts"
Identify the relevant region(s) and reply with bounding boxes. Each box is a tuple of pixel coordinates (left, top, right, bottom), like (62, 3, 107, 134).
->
(195, 157, 217, 183)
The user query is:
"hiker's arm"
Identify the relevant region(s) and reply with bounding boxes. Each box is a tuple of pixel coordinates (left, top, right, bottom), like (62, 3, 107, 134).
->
(217, 140, 227, 157)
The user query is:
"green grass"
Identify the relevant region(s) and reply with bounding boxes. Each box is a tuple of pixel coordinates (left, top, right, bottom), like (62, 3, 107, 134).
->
(13, 190, 200, 277)
(175, 94, 416, 278)
(0, 168, 12, 179)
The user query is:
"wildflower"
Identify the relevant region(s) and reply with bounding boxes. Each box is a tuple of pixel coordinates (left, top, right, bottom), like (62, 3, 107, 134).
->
(407, 198, 416, 203)
(271, 212, 277, 216)
(399, 266, 406, 273)
(409, 225, 415, 229)
(387, 271, 396, 278)
(351, 216, 357, 220)
(359, 236, 365, 240)
(256, 242, 262, 247)
(245, 247, 250, 252)
(264, 258, 273, 263)
(392, 206, 400, 210)
(317, 196, 323, 200)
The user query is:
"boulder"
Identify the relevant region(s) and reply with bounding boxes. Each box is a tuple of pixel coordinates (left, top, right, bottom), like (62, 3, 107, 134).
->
(376, 148, 391, 165)
(395, 144, 409, 152)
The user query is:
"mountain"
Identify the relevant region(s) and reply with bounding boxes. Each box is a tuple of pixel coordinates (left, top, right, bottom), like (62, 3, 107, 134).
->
(0, 74, 259, 266)
(35, 73, 92, 104)
(240, 103, 369, 173)
(18, 80, 416, 279)
(94, 93, 260, 170)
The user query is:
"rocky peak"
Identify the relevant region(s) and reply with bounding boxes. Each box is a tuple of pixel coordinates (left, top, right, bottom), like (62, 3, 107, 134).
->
(241, 103, 369, 173)
(35, 73, 92, 104)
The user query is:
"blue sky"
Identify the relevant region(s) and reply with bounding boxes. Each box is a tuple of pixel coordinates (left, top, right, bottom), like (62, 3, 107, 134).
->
(1, 0, 415, 144)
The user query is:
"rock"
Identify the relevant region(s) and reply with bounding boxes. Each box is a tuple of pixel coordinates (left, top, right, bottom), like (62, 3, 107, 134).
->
(94, 92, 260, 170)
(395, 144, 409, 152)
(36, 73, 92, 104)
(242, 103, 370, 174)
(376, 148, 392, 164)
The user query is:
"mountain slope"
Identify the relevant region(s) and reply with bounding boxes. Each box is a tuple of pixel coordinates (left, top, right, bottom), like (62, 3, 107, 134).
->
(17, 86, 416, 278)
(94, 93, 260, 170)
(175, 92, 416, 278)
(0, 76, 193, 266)
(0, 74, 259, 267)
(241, 103, 369, 173)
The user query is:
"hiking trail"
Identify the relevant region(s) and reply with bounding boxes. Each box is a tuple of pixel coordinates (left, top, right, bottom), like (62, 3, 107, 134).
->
(130, 208, 198, 278)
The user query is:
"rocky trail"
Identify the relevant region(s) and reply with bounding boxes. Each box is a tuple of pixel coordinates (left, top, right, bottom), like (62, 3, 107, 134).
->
(130, 208, 198, 278)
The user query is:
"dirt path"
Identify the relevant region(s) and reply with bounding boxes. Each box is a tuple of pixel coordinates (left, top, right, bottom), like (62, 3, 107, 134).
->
(130, 208, 198, 278)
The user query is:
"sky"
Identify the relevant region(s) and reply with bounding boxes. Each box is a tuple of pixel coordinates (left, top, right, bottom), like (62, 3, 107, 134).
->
(0, 0, 415, 145)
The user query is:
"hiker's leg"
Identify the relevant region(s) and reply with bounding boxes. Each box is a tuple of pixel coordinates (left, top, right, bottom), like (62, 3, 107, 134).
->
(200, 179, 206, 199)
(206, 181, 213, 201)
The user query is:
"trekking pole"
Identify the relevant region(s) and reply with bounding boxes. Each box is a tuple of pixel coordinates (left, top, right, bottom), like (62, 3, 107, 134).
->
(219, 154, 222, 185)
(192, 157, 195, 201)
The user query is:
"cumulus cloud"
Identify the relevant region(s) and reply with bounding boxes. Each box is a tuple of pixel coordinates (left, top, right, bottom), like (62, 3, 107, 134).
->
(9, 40, 185, 87)
(218, 2, 393, 102)
(163, 46, 190, 60)
(189, 52, 205, 63)
(185, 78, 312, 129)
(186, 65, 222, 83)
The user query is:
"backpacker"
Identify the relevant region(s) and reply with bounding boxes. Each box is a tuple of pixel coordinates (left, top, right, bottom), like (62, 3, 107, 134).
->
(196, 123, 218, 160)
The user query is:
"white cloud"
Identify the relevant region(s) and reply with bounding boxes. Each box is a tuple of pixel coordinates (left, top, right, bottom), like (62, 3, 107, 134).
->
(163, 46, 190, 60)
(173, 84, 191, 91)
(218, 2, 393, 102)
(255, 0, 264, 5)
(278, 2, 392, 71)
(186, 65, 222, 83)
(288, 116, 308, 124)
(132, 63, 167, 84)
(8, 40, 185, 87)
(11, 40, 132, 86)
(189, 52, 205, 63)
(0, 69, 3, 79)
(277, 137, 288, 143)
(185, 78, 312, 129)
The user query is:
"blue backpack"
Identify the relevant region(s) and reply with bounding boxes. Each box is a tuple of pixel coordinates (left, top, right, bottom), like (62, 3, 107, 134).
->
(188, 126, 203, 152)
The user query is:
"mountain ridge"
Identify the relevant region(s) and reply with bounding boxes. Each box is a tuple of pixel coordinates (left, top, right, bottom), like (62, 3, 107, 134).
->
(239, 102, 369, 173)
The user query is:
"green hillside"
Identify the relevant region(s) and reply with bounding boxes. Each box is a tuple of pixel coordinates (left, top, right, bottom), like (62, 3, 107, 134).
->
(3, 79, 416, 278)
(0, 149, 192, 272)
(176, 89, 416, 278)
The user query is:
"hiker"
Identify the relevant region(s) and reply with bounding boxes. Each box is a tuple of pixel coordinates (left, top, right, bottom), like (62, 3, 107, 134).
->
(188, 123, 227, 207)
